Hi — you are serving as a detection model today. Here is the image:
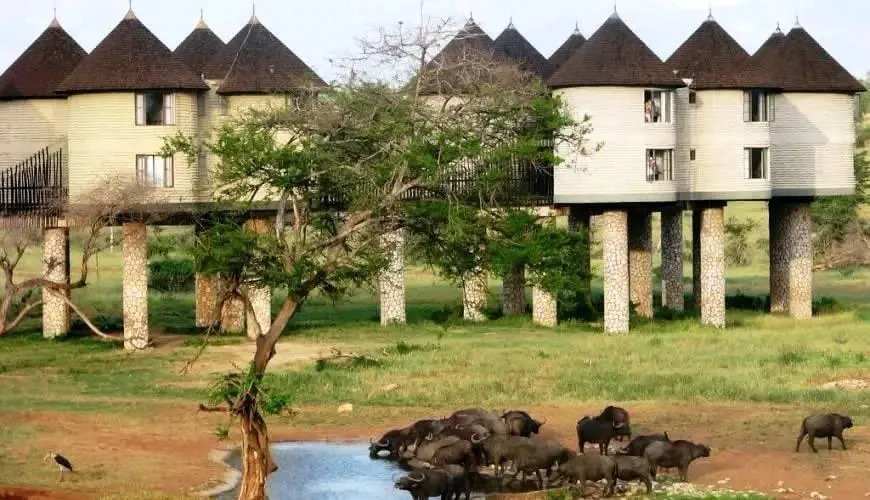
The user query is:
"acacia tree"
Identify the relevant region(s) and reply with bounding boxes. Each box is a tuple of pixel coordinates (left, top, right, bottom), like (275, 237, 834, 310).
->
(166, 16, 589, 499)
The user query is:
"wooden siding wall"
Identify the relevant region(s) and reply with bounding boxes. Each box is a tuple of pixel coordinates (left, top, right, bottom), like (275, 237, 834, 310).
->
(66, 92, 199, 202)
(689, 89, 771, 199)
(771, 93, 855, 196)
(0, 99, 68, 169)
(554, 87, 679, 203)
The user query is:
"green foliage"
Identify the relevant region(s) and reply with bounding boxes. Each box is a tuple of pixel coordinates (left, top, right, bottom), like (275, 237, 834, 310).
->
(405, 202, 489, 284)
(148, 258, 195, 293)
(811, 95, 869, 263)
(725, 217, 758, 266)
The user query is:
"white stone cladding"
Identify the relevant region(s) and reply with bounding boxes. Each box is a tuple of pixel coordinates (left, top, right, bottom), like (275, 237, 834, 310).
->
(378, 229, 407, 325)
(122, 222, 149, 350)
(601, 210, 629, 334)
(42, 227, 70, 338)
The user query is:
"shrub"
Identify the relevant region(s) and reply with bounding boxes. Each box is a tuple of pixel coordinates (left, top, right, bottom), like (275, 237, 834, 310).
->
(148, 258, 195, 293)
(725, 217, 758, 266)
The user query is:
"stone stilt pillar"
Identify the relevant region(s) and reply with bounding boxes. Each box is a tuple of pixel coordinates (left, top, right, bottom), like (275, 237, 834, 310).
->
(195, 274, 219, 328)
(692, 209, 702, 309)
(246, 285, 271, 339)
(42, 227, 70, 338)
(502, 264, 526, 316)
(462, 270, 488, 322)
(378, 229, 406, 325)
(628, 211, 653, 318)
(245, 219, 272, 339)
(532, 285, 558, 327)
(602, 210, 629, 334)
(768, 202, 787, 314)
(661, 208, 685, 311)
(220, 288, 245, 334)
(568, 207, 592, 301)
(699, 206, 726, 328)
(770, 201, 813, 319)
(122, 222, 149, 350)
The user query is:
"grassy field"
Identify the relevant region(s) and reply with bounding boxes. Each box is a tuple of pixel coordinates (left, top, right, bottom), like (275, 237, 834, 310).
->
(0, 202, 868, 498)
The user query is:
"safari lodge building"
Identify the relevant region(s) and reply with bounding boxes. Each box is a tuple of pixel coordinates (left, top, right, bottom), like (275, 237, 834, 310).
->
(0, 7, 863, 346)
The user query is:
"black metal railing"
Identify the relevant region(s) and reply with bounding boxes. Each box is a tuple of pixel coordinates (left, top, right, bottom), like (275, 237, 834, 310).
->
(0, 146, 68, 227)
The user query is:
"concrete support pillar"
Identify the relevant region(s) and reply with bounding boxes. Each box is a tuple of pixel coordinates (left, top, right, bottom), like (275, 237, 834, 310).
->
(195, 274, 219, 328)
(628, 211, 653, 318)
(661, 208, 685, 311)
(378, 229, 407, 325)
(532, 285, 558, 327)
(220, 288, 245, 334)
(602, 210, 629, 334)
(699, 206, 726, 328)
(245, 219, 272, 339)
(568, 207, 592, 300)
(770, 201, 813, 319)
(768, 202, 786, 314)
(462, 270, 488, 322)
(246, 286, 271, 339)
(692, 209, 702, 308)
(42, 227, 70, 338)
(122, 222, 149, 350)
(502, 264, 526, 316)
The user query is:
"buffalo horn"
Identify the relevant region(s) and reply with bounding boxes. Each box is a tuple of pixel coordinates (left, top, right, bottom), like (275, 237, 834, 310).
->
(614, 422, 625, 428)
(471, 432, 485, 444)
(408, 471, 425, 483)
(376, 439, 389, 447)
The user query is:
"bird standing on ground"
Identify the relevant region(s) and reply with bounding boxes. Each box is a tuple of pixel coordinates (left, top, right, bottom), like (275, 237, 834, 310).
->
(44, 452, 74, 482)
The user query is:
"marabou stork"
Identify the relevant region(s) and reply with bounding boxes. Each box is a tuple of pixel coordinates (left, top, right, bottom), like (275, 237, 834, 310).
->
(44, 452, 74, 482)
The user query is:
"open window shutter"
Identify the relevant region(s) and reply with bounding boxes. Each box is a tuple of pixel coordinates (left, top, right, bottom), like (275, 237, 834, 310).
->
(666, 92, 673, 123)
(136, 156, 145, 184)
(135, 94, 145, 125)
(744, 149, 750, 179)
(164, 94, 176, 126)
(743, 92, 751, 122)
(164, 156, 174, 188)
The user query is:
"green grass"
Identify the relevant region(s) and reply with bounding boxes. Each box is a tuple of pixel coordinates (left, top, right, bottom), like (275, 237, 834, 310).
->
(0, 202, 867, 495)
(1, 202, 869, 414)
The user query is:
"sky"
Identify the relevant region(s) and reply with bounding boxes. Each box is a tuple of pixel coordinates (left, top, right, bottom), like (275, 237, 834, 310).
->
(1, 0, 868, 83)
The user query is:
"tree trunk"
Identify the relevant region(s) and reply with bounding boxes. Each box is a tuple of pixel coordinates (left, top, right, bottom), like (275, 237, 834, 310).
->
(238, 394, 277, 500)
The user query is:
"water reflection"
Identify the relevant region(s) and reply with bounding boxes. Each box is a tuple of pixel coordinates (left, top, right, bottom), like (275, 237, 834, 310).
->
(267, 442, 407, 500)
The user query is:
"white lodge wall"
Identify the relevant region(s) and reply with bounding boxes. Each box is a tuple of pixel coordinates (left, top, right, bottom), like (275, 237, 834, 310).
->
(690, 90, 771, 200)
(554, 87, 678, 203)
(771, 93, 855, 196)
(0, 99, 68, 169)
(67, 92, 199, 202)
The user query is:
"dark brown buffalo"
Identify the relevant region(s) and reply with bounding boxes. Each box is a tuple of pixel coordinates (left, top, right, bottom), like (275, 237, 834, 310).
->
(795, 413, 853, 453)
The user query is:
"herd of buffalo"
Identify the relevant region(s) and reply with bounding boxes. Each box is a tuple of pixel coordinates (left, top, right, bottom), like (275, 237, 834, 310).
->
(368, 406, 856, 499)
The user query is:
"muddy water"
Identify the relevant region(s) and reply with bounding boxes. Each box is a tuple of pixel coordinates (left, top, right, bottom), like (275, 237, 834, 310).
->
(266, 442, 408, 500)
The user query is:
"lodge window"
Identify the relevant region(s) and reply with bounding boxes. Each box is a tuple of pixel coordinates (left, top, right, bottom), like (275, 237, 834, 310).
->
(689, 91, 697, 104)
(744, 148, 768, 179)
(644, 90, 673, 123)
(743, 90, 774, 122)
(646, 149, 674, 182)
(690, 149, 696, 161)
(197, 92, 207, 117)
(136, 155, 174, 188)
(136, 92, 175, 126)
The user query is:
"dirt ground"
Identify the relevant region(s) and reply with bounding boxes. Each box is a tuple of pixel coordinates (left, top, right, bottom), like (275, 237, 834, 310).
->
(1, 402, 868, 499)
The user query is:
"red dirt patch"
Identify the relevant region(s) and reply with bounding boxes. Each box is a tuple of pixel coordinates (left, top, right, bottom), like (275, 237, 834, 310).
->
(2, 401, 869, 498)
(0, 487, 85, 500)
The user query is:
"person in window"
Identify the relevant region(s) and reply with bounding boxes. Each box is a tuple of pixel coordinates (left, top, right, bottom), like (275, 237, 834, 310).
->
(645, 100, 653, 123)
(647, 154, 657, 181)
